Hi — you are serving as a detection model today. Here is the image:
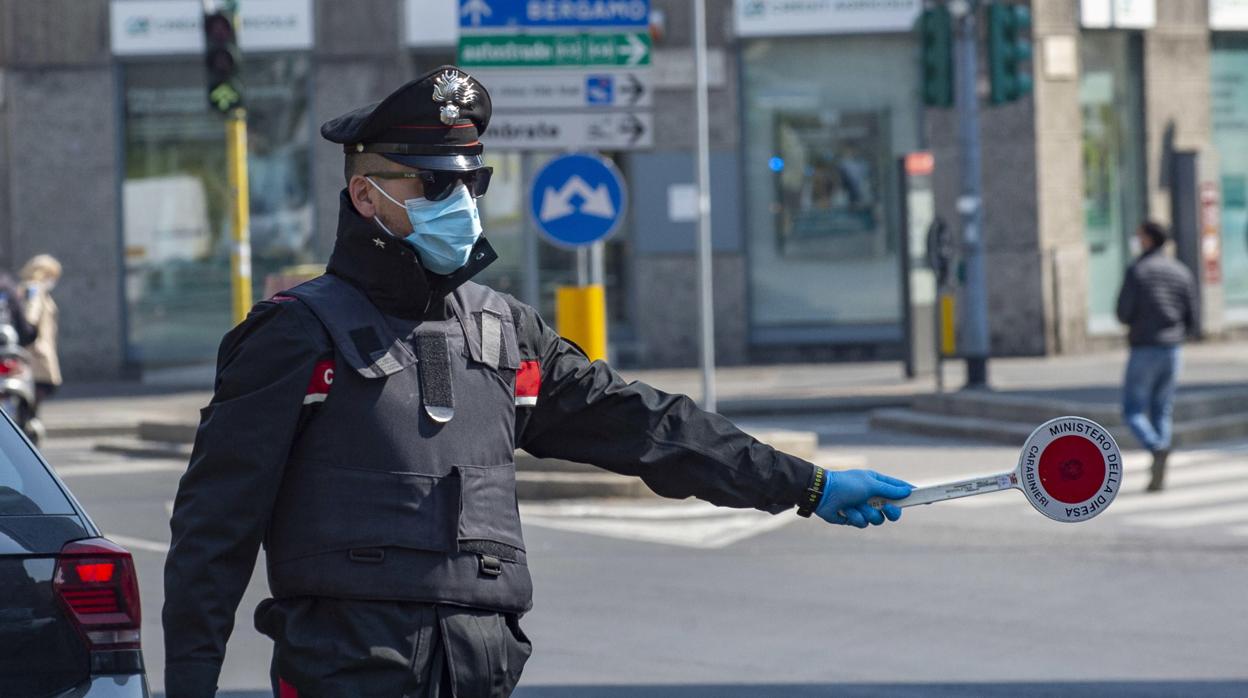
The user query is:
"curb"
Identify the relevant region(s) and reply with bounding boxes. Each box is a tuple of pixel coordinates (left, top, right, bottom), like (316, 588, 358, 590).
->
(94, 440, 192, 460)
(47, 424, 139, 439)
(718, 394, 914, 416)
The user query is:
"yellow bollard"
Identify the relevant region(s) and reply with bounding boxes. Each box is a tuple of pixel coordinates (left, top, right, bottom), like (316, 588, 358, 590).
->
(939, 292, 957, 357)
(555, 285, 607, 362)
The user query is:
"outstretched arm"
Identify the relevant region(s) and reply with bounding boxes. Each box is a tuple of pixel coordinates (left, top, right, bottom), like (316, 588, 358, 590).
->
(509, 298, 910, 522)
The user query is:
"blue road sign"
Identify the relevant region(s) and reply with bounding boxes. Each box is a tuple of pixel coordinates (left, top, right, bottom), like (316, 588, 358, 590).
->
(460, 0, 649, 30)
(530, 153, 627, 247)
(585, 75, 613, 104)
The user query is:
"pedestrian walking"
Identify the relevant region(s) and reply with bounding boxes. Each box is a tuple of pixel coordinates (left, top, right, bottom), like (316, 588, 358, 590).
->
(1116, 220, 1199, 492)
(162, 66, 914, 698)
(0, 270, 36, 349)
(19, 254, 63, 411)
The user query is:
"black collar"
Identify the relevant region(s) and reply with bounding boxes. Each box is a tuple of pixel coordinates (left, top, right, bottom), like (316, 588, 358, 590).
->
(325, 190, 497, 319)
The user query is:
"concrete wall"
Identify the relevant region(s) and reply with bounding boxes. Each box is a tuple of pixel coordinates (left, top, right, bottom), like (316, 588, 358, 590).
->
(925, 1, 1048, 358)
(1032, 0, 1090, 354)
(0, 0, 126, 379)
(311, 0, 412, 259)
(1145, 1, 1213, 226)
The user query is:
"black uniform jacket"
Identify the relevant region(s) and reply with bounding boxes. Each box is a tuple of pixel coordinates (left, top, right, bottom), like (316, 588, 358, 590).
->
(1115, 246, 1199, 346)
(162, 191, 816, 690)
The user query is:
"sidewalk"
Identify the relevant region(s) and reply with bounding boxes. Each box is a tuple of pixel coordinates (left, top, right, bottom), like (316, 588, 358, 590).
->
(41, 339, 1248, 438)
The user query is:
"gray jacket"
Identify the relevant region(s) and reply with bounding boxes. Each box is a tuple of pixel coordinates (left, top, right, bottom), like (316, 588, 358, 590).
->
(1115, 248, 1198, 347)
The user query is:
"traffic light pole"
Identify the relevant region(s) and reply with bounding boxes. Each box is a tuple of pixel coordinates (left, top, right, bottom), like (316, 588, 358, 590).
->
(693, 0, 717, 412)
(953, 0, 990, 388)
(225, 107, 252, 324)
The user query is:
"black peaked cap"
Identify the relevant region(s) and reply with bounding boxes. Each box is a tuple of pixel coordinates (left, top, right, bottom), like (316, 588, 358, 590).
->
(321, 65, 492, 171)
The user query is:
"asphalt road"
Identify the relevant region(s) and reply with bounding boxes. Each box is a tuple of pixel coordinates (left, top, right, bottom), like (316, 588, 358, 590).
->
(44, 415, 1248, 697)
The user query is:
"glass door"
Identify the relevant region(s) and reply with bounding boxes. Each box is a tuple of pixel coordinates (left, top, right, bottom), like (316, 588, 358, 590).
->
(1212, 35, 1248, 321)
(1080, 32, 1146, 333)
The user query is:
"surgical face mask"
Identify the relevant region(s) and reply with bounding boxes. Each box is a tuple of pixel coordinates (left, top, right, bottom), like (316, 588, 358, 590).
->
(367, 178, 483, 275)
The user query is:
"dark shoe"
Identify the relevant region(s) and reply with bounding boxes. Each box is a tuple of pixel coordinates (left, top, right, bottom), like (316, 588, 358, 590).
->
(1146, 448, 1170, 492)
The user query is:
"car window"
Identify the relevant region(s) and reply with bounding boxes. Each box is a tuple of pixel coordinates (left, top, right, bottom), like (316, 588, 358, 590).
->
(0, 424, 73, 516)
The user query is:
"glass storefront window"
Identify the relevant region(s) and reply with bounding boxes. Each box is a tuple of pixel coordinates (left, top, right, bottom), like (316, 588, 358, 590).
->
(1212, 35, 1248, 319)
(122, 54, 314, 367)
(1080, 32, 1146, 333)
(741, 36, 918, 344)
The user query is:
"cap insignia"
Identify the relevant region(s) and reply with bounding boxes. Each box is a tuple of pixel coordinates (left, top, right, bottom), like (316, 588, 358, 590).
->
(432, 70, 478, 126)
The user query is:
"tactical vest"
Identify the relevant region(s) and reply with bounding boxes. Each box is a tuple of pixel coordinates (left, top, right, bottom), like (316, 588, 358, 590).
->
(265, 274, 531, 614)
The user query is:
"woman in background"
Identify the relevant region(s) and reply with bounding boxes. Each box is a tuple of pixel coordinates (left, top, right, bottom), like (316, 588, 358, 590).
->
(19, 255, 62, 412)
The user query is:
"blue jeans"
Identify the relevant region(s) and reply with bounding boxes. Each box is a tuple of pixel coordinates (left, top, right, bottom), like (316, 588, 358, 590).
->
(1122, 345, 1181, 452)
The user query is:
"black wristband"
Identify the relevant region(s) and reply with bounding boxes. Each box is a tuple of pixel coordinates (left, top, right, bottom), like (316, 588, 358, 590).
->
(796, 467, 827, 518)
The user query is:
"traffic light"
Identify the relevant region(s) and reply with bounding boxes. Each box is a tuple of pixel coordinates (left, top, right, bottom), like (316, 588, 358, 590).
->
(986, 2, 1033, 105)
(203, 8, 243, 113)
(920, 6, 954, 108)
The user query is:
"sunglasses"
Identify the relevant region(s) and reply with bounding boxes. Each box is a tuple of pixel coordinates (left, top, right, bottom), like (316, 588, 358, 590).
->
(364, 167, 493, 202)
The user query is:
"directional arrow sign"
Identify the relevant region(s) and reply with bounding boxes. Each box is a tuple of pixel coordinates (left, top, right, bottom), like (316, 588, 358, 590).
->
(459, 33, 651, 68)
(484, 111, 653, 151)
(458, 0, 650, 29)
(529, 153, 627, 247)
(472, 69, 652, 109)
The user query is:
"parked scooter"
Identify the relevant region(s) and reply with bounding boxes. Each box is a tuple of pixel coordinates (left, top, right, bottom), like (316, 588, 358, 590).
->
(0, 323, 41, 444)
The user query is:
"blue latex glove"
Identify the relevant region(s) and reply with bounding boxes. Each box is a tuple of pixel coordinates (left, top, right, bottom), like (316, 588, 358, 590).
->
(814, 469, 914, 528)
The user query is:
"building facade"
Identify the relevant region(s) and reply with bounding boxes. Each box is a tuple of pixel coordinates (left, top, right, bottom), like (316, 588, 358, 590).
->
(0, 0, 1241, 381)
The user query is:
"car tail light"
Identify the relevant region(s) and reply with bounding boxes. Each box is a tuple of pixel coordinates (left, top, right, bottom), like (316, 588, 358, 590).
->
(0, 357, 20, 376)
(54, 538, 142, 650)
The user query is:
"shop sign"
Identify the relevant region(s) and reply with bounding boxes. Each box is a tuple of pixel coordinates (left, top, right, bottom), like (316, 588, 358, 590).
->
(110, 0, 313, 56)
(1080, 0, 1155, 29)
(1211, 0, 1248, 30)
(734, 0, 922, 37)
(1201, 182, 1223, 284)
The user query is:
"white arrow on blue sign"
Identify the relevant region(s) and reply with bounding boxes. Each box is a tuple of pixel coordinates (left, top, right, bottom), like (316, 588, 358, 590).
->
(460, 0, 650, 29)
(529, 153, 627, 247)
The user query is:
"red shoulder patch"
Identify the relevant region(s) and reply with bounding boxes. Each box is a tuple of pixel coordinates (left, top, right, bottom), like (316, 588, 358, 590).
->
(515, 360, 540, 406)
(304, 359, 334, 405)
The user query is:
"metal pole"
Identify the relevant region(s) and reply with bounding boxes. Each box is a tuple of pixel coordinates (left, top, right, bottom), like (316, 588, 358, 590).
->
(226, 107, 252, 323)
(954, 0, 989, 388)
(589, 241, 605, 286)
(575, 247, 589, 286)
(693, 0, 717, 412)
(522, 153, 540, 307)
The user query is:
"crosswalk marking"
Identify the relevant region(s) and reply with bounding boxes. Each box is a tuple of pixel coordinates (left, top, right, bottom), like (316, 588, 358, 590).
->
(1124, 503, 1248, 529)
(53, 461, 185, 477)
(1108, 480, 1248, 514)
(107, 533, 170, 554)
(520, 500, 795, 549)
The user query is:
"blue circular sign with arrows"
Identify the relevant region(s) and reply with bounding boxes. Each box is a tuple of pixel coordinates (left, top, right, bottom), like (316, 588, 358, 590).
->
(529, 153, 627, 248)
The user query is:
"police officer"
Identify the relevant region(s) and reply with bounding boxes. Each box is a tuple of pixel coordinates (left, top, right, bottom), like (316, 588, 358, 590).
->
(162, 67, 914, 698)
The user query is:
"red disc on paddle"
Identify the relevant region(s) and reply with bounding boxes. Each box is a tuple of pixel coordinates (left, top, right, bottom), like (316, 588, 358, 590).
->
(1038, 435, 1107, 504)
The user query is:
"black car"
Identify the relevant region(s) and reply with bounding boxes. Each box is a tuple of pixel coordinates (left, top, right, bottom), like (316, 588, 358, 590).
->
(0, 409, 149, 696)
